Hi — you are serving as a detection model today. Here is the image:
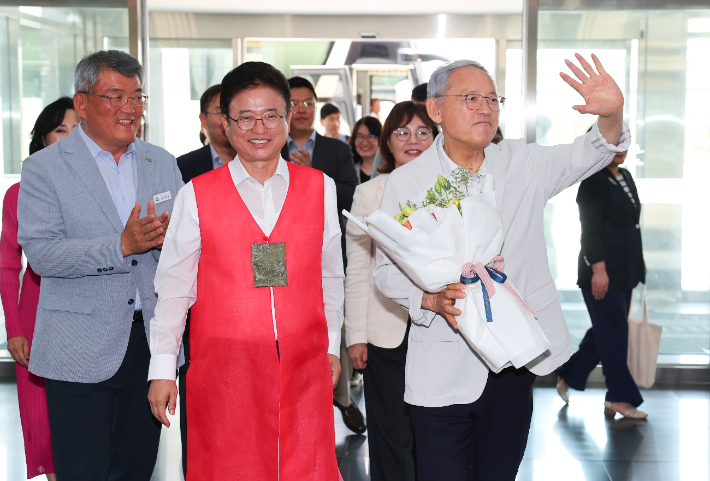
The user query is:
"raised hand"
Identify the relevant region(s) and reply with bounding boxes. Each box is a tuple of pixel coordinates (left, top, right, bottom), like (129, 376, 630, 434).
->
(560, 53, 624, 118)
(121, 200, 166, 256)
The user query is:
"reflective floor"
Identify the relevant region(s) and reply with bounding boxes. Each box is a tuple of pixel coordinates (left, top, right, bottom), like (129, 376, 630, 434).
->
(0, 378, 708, 481)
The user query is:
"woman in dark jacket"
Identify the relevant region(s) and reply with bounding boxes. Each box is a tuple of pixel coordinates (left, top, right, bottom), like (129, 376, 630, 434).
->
(556, 148, 648, 419)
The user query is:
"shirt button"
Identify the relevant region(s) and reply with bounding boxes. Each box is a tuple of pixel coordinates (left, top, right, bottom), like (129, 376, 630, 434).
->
(132, 260, 138, 266)
(128, 299, 135, 305)
(270, 223, 274, 227)
(636, 224, 640, 229)
(122, 197, 126, 201)
(265, 193, 270, 198)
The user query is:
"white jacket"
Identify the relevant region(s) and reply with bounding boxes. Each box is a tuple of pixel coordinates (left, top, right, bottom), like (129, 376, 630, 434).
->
(345, 173, 410, 349)
(373, 122, 631, 407)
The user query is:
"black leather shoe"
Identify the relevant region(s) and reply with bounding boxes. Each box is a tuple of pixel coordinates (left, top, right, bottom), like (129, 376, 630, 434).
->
(333, 397, 366, 434)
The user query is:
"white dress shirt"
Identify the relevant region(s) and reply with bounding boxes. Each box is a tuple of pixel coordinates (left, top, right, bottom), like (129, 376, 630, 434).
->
(148, 157, 345, 381)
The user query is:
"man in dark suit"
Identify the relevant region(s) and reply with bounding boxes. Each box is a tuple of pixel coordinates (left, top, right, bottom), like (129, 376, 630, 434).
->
(281, 77, 358, 225)
(282, 76, 364, 434)
(177, 84, 236, 183)
(175, 83, 236, 478)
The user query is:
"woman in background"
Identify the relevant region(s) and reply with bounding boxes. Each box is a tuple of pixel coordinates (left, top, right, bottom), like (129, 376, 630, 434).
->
(2, 97, 80, 480)
(556, 147, 647, 419)
(349, 116, 382, 184)
(345, 101, 437, 481)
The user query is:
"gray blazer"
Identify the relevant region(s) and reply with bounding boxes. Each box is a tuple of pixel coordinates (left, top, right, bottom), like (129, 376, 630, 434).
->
(18, 127, 184, 383)
(373, 122, 631, 407)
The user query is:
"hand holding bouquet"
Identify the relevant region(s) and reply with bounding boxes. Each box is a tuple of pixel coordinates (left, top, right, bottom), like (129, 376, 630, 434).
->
(344, 170, 551, 372)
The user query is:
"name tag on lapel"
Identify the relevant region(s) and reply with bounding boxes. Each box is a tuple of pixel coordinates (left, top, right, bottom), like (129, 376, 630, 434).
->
(153, 191, 172, 204)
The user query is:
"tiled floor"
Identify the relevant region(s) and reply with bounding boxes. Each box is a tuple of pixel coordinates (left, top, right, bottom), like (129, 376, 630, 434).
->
(1, 378, 708, 481)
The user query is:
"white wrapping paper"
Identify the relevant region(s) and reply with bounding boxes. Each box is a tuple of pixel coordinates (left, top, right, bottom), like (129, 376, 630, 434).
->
(344, 174, 551, 372)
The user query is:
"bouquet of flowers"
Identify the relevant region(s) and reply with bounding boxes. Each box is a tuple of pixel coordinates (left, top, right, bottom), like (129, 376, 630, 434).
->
(343, 169, 551, 373)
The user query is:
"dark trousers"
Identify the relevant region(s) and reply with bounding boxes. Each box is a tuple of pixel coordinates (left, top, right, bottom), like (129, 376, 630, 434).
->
(45, 320, 162, 481)
(178, 313, 191, 479)
(557, 289, 643, 407)
(410, 366, 536, 481)
(364, 321, 416, 481)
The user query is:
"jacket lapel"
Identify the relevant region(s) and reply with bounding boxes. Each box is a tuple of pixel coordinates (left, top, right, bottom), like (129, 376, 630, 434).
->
(134, 139, 155, 217)
(62, 129, 124, 233)
(484, 143, 510, 211)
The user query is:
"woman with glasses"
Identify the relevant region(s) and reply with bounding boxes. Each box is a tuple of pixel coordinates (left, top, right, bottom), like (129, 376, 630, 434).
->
(2, 97, 80, 481)
(345, 101, 437, 481)
(349, 116, 382, 184)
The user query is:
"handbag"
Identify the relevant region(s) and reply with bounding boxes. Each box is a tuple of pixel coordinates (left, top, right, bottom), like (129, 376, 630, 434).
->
(627, 284, 663, 389)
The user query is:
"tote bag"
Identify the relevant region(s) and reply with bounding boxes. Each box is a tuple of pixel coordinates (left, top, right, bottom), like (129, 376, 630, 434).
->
(627, 284, 663, 389)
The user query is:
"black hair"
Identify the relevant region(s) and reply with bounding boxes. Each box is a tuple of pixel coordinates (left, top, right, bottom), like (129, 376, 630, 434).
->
(348, 116, 382, 165)
(200, 84, 222, 114)
(287, 76, 318, 101)
(320, 103, 341, 120)
(220, 62, 291, 120)
(411, 83, 428, 102)
(29, 97, 75, 155)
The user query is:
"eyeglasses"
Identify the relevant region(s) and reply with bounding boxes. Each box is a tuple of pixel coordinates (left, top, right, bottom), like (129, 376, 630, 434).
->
(205, 109, 222, 115)
(354, 133, 378, 143)
(79, 92, 148, 107)
(290, 100, 316, 110)
(393, 127, 432, 142)
(434, 94, 505, 112)
(227, 111, 287, 131)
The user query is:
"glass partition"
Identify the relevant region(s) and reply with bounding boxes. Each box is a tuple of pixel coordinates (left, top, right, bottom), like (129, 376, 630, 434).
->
(149, 39, 233, 157)
(535, 9, 710, 360)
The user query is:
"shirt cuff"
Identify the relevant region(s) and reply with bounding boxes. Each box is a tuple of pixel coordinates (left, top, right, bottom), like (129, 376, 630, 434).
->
(328, 330, 341, 358)
(590, 121, 631, 154)
(408, 286, 436, 327)
(148, 354, 178, 381)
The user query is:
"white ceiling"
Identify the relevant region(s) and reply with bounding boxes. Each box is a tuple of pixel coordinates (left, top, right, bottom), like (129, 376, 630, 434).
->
(147, 0, 524, 15)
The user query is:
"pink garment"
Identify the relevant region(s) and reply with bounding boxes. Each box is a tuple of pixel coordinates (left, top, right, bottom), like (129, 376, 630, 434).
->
(1, 183, 55, 478)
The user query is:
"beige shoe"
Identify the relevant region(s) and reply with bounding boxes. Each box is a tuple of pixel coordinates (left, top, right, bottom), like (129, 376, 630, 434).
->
(556, 376, 569, 404)
(604, 401, 648, 419)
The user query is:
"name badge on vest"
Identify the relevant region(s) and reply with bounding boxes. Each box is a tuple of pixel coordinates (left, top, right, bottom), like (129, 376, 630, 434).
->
(252, 242, 288, 288)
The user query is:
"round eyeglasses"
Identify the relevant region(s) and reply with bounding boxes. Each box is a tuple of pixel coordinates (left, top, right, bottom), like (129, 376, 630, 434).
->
(393, 127, 432, 142)
(434, 94, 505, 112)
(79, 92, 148, 107)
(227, 111, 287, 131)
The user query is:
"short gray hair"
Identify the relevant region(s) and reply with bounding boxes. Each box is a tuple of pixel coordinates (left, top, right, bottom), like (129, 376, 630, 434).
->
(74, 50, 143, 93)
(427, 60, 496, 99)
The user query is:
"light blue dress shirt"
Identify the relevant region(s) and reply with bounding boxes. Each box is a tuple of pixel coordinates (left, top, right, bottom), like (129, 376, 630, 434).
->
(286, 128, 317, 159)
(77, 123, 142, 310)
(209, 143, 225, 170)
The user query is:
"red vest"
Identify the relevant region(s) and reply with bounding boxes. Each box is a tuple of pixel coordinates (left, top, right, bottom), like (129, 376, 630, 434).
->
(188, 163, 339, 480)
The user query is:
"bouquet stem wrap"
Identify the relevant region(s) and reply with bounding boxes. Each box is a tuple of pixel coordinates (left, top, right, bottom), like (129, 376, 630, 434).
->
(343, 174, 551, 373)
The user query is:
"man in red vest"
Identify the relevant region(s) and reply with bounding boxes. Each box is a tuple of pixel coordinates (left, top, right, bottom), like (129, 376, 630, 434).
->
(147, 62, 344, 480)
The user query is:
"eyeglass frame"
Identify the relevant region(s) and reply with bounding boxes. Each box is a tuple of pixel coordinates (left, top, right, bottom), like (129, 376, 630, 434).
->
(433, 94, 505, 112)
(204, 109, 222, 116)
(290, 100, 316, 110)
(392, 127, 433, 142)
(354, 133, 378, 143)
(78, 91, 148, 107)
(226, 111, 289, 132)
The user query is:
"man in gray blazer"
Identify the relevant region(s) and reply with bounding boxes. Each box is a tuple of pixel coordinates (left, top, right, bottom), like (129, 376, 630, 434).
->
(17, 50, 184, 480)
(373, 55, 630, 481)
